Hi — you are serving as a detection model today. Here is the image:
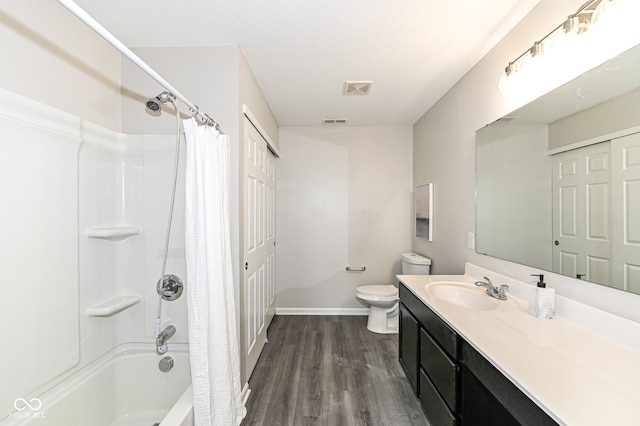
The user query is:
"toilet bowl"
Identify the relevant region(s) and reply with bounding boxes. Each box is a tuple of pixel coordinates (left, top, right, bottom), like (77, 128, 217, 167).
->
(356, 252, 431, 334)
(356, 285, 399, 334)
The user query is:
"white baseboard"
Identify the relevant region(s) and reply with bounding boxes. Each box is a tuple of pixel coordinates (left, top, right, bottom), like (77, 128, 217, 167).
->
(241, 382, 251, 406)
(275, 307, 369, 316)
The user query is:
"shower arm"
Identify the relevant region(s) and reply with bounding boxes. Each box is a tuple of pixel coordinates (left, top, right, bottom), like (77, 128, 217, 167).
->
(56, 0, 222, 132)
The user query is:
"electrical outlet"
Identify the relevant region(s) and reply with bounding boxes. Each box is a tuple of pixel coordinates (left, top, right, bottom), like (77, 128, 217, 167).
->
(468, 232, 475, 249)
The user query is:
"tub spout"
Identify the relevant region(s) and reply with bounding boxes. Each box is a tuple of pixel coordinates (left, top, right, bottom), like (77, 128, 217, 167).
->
(156, 325, 176, 353)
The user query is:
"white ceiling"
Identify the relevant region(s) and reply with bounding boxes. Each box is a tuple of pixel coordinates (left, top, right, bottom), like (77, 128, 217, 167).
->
(73, 0, 540, 127)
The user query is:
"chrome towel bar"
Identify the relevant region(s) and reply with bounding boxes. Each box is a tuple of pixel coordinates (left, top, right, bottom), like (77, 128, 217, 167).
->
(346, 266, 366, 272)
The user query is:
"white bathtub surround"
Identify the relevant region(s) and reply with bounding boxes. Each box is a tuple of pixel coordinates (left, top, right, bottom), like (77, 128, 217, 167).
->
(0, 86, 191, 423)
(2, 343, 190, 426)
(398, 264, 640, 425)
(184, 119, 245, 425)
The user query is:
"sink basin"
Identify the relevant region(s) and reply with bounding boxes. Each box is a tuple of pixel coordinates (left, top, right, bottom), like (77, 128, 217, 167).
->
(426, 281, 498, 311)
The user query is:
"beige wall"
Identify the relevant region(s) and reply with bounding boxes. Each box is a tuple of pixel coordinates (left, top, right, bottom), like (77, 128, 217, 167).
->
(413, 0, 583, 275)
(121, 46, 240, 137)
(239, 51, 280, 149)
(413, 0, 640, 320)
(276, 126, 413, 311)
(0, 0, 121, 130)
(549, 87, 640, 150)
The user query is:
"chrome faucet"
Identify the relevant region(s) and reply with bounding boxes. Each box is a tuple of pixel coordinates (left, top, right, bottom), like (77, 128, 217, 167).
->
(156, 325, 176, 354)
(474, 276, 509, 300)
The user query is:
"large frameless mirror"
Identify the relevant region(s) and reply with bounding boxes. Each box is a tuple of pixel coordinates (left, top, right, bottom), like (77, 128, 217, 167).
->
(476, 42, 640, 294)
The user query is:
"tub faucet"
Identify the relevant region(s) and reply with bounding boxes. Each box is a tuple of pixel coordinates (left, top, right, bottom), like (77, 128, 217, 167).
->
(156, 325, 176, 354)
(474, 277, 509, 300)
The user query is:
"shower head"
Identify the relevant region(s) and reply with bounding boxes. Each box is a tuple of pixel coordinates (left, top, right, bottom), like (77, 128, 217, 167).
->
(145, 91, 174, 112)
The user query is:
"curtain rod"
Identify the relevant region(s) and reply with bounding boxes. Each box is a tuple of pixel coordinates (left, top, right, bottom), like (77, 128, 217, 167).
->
(56, 0, 222, 131)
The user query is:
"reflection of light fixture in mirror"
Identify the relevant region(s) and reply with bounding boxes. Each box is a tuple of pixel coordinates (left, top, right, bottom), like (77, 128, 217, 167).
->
(497, 0, 640, 95)
(497, 62, 516, 93)
(529, 41, 543, 57)
(562, 15, 581, 35)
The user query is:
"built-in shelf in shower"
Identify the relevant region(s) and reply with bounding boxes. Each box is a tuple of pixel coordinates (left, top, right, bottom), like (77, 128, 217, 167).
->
(86, 226, 140, 241)
(86, 294, 141, 317)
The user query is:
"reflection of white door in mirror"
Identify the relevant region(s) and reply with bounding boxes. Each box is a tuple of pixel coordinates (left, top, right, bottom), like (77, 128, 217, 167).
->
(552, 143, 612, 286)
(552, 134, 640, 293)
(612, 132, 640, 293)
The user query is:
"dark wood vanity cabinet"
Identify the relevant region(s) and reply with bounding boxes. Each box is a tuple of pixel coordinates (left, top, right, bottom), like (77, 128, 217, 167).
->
(399, 302, 420, 393)
(399, 283, 460, 426)
(460, 341, 557, 426)
(399, 283, 558, 426)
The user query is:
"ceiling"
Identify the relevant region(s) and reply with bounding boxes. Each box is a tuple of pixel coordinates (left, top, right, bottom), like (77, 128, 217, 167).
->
(73, 0, 540, 127)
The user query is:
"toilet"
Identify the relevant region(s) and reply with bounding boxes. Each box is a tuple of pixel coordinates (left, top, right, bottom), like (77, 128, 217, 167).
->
(356, 252, 431, 334)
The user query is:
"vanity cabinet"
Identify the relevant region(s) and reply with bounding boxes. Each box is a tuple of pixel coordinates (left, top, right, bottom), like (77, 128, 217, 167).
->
(460, 340, 557, 426)
(399, 283, 557, 426)
(400, 283, 460, 426)
(399, 302, 420, 393)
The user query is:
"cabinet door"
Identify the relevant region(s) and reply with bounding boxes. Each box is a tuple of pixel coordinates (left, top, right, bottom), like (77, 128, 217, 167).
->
(461, 367, 519, 426)
(399, 302, 420, 395)
(461, 340, 557, 426)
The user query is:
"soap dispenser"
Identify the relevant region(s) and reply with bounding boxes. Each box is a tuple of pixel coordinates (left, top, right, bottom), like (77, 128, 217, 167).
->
(528, 274, 555, 319)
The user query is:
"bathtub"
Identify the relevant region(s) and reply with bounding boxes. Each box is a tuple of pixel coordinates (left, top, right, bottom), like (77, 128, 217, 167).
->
(4, 343, 192, 426)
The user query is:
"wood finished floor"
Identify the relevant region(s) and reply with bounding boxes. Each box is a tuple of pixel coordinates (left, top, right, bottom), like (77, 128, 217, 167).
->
(241, 315, 429, 426)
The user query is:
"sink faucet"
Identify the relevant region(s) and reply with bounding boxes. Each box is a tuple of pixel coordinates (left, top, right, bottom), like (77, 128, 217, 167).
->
(156, 325, 176, 354)
(474, 276, 509, 300)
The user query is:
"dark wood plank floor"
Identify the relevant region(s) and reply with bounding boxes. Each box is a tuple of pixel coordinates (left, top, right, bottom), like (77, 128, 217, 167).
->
(241, 315, 429, 426)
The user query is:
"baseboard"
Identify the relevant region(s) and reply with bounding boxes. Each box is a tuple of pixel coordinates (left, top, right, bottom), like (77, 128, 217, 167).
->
(275, 307, 369, 316)
(241, 382, 251, 406)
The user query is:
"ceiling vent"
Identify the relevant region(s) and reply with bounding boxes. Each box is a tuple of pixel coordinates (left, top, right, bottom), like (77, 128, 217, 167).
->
(343, 81, 373, 95)
(322, 118, 349, 125)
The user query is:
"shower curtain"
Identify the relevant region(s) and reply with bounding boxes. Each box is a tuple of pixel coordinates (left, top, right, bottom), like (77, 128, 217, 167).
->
(183, 118, 245, 425)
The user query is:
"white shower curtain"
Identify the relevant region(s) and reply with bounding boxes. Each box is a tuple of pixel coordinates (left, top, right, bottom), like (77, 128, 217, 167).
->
(183, 118, 246, 425)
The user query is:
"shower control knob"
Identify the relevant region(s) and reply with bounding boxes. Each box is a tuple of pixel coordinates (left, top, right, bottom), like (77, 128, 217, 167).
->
(157, 274, 184, 301)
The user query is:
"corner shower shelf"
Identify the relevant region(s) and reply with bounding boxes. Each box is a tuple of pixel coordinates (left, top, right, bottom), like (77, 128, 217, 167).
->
(86, 294, 141, 317)
(86, 226, 140, 241)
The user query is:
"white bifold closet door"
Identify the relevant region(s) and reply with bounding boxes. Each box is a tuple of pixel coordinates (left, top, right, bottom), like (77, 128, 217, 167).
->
(552, 142, 612, 285)
(611, 132, 640, 293)
(552, 132, 640, 292)
(243, 116, 276, 380)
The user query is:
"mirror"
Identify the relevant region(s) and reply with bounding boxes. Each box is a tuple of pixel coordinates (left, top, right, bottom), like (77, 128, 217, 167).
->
(476, 43, 640, 295)
(416, 183, 433, 241)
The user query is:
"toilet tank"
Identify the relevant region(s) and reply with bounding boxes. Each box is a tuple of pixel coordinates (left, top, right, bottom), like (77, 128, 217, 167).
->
(401, 252, 431, 275)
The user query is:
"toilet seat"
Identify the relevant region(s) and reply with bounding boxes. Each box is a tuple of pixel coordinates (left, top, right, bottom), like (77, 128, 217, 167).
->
(356, 284, 398, 302)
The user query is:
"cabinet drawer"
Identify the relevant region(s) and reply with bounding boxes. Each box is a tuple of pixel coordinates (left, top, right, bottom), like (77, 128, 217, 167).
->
(420, 367, 457, 426)
(421, 328, 458, 412)
(400, 283, 458, 358)
(399, 302, 420, 395)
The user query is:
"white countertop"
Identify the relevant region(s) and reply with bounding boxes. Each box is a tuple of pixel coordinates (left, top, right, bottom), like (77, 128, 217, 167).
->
(398, 273, 640, 426)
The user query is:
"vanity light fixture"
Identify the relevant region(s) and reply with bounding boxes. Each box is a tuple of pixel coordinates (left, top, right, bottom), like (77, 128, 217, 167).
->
(498, 0, 618, 94)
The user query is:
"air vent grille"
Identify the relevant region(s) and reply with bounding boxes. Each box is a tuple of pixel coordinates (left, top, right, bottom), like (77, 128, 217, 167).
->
(343, 81, 373, 95)
(322, 118, 349, 125)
